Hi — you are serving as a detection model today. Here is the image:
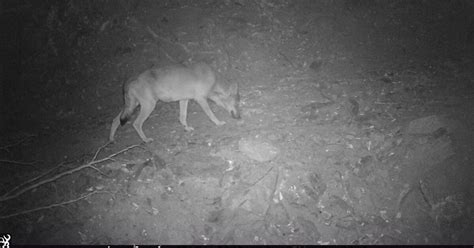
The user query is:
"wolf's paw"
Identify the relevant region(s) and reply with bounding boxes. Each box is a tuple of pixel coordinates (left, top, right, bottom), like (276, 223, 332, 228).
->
(216, 121, 226, 126)
(185, 126, 194, 132)
(143, 137, 154, 143)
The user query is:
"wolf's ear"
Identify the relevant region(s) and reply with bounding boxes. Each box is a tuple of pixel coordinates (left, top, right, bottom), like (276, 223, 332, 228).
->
(229, 83, 238, 95)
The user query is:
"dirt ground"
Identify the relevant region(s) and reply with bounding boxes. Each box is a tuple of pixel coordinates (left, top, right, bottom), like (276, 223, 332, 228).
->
(1, 0, 474, 245)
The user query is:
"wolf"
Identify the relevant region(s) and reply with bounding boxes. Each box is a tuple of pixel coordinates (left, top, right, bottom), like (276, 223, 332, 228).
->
(109, 62, 240, 143)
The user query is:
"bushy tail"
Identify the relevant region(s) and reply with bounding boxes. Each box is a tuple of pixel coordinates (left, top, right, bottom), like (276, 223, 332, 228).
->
(119, 91, 137, 126)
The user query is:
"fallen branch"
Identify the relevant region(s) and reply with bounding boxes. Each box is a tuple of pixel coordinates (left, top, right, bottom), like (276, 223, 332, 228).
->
(0, 190, 107, 219)
(91, 142, 110, 162)
(0, 159, 37, 167)
(3, 163, 64, 198)
(0, 144, 140, 202)
(0, 134, 35, 151)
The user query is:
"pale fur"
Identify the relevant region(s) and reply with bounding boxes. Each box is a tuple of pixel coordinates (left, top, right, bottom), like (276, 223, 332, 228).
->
(109, 62, 240, 143)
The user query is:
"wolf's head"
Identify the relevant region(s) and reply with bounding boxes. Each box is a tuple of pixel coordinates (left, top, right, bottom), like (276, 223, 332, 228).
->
(210, 82, 241, 119)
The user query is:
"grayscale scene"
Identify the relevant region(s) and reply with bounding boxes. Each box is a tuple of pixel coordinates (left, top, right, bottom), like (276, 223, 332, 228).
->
(1, 0, 473, 245)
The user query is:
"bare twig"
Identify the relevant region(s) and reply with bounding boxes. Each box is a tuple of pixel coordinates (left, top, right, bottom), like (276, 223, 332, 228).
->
(0, 190, 107, 219)
(0, 159, 37, 167)
(0, 162, 94, 202)
(146, 26, 163, 40)
(250, 165, 274, 186)
(0, 134, 35, 151)
(99, 20, 111, 32)
(146, 26, 190, 54)
(159, 47, 178, 63)
(3, 163, 64, 198)
(91, 142, 110, 162)
(0, 144, 140, 202)
(278, 52, 296, 69)
(264, 166, 280, 219)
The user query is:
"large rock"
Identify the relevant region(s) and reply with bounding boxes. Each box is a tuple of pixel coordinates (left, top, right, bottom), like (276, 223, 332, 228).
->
(238, 138, 280, 162)
(406, 115, 446, 134)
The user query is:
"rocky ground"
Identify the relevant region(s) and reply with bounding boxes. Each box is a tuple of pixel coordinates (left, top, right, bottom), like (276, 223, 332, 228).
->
(1, 0, 473, 245)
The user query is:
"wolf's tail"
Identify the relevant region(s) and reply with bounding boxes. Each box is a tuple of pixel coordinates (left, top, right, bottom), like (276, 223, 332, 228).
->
(119, 89, 137, 126)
